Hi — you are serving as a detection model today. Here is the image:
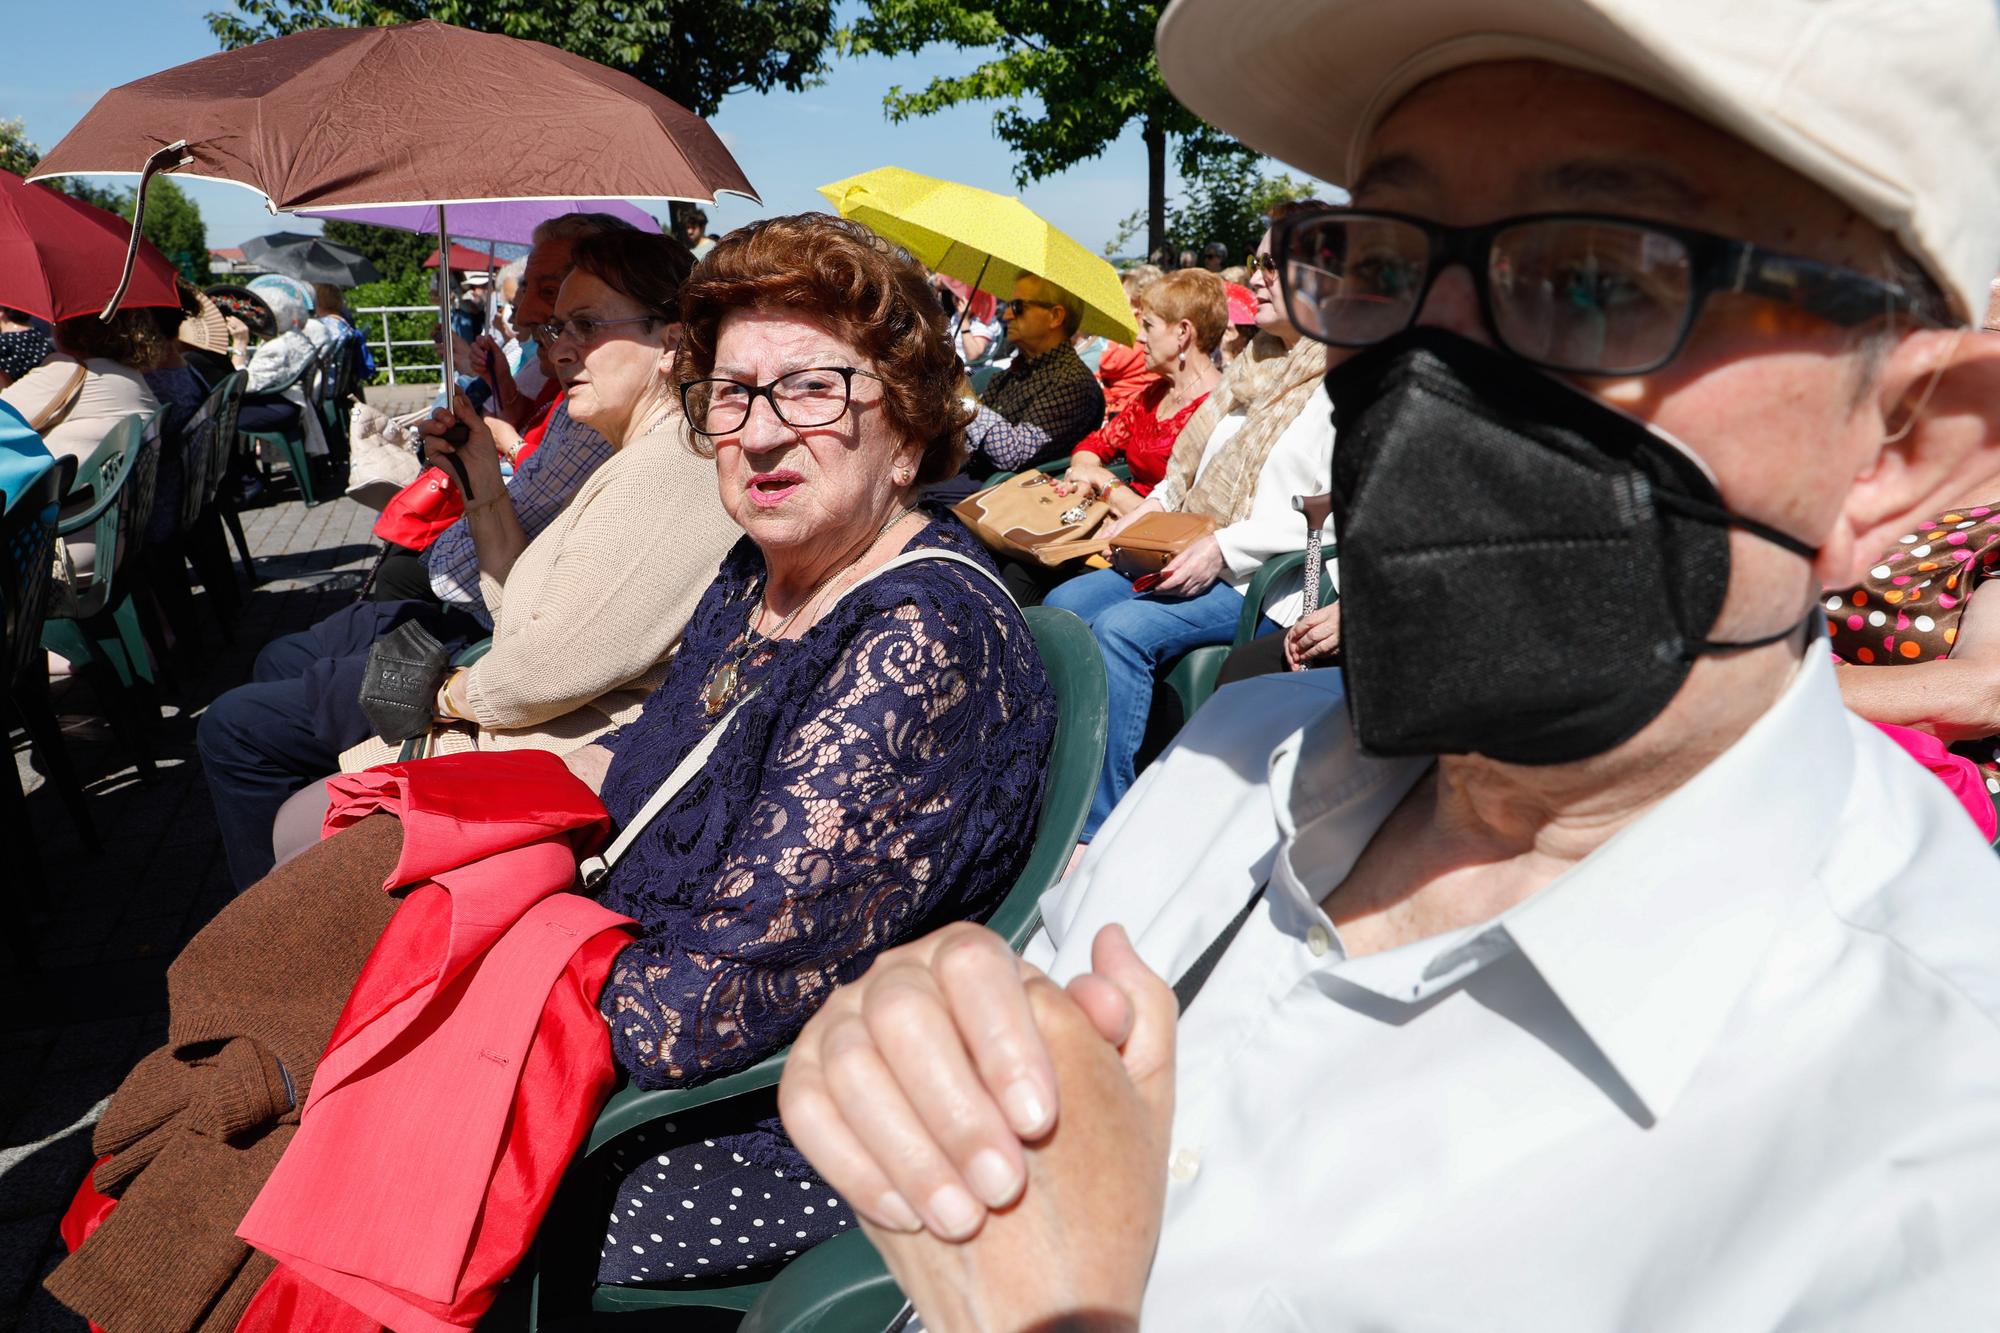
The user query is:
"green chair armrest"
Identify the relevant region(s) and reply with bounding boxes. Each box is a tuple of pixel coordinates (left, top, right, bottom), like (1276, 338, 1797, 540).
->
(1231, 550, 1305, 645)
(586, 1050, 790, 1154)
(453, 636, 494, 667)
(739, 1230, 901, 1333)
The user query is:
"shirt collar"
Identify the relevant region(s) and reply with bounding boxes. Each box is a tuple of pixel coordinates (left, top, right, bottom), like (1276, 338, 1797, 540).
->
(1268, 653, 1851, 1122)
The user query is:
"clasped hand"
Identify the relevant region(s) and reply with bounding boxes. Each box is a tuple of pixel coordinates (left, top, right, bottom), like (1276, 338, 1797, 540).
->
(779, 922, 1179, 1331)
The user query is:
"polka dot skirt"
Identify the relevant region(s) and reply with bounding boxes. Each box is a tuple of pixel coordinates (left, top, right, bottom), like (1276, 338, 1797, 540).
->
(597, 1126, 852, 1286)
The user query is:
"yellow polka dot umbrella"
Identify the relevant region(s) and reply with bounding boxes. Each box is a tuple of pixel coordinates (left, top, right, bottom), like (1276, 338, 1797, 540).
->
(818, 166, 1139, 346)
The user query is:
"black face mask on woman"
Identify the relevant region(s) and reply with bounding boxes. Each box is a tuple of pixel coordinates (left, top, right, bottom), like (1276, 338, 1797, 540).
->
(1323, 327, 1816, 766)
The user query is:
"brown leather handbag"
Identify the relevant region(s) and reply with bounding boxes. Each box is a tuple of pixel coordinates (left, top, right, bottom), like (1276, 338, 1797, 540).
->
(1107, 511, 1218, 578)
(952, 470, 1112, 566)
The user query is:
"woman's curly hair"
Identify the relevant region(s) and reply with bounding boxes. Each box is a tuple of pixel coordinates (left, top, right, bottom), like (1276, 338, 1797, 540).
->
(675, 214, 972, 484)
(54, 307, 169, 371)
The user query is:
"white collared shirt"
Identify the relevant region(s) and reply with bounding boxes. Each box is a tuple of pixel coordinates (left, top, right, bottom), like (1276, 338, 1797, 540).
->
(1030, 654, 2000, 1330)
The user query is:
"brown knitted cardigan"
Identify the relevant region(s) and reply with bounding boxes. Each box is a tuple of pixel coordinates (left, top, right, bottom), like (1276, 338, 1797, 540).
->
(45, 815, 406, 1333)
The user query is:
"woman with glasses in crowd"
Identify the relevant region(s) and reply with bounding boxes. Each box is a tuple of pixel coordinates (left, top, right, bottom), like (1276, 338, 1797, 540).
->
(556, 213, 1055, 1284)
(249, 230, 742, 872)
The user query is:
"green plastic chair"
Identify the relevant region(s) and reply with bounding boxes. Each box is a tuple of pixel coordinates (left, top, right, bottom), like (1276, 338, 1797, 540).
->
(1159, 543, 1338, 724)
(41, 414, 163, 772)
(242, 355, 324, 506)
(738, 1229, 903, 1333)
(524, 605, 1109, 1328)
(315, 337, 361, 458)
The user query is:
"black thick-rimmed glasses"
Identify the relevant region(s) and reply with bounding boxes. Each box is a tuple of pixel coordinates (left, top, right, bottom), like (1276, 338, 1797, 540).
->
(680, 365, 885, 437)
(1002, 298, 1056, 319)
(1270, 206, 1945, 376)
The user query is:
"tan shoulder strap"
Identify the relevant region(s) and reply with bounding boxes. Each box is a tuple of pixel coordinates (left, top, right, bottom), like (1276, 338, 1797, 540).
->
(26, 362, 90, 435)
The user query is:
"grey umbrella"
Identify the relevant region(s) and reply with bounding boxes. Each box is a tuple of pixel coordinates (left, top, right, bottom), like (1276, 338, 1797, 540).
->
(239, 231, 382, 286)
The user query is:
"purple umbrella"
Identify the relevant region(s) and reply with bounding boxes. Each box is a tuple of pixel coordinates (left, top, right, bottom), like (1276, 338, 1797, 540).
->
(296, 198, 662, 245)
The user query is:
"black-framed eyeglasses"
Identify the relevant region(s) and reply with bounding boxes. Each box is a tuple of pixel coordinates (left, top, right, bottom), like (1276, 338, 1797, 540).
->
(1002, 298, 1056, 319)
(680, 365, 885, 437)
(1270, 206, 1946, 376)
(1243, 252, 1279, 275)
(534, 314, 660, 347)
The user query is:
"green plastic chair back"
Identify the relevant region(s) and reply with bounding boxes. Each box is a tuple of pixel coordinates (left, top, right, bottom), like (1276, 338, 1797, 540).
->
(42, 413, 161, 687)
(242, 355, 323, 505)
(525, 606, 1110, 1328)
(46, 415, 152, 623)
(181, 370, 245, 528)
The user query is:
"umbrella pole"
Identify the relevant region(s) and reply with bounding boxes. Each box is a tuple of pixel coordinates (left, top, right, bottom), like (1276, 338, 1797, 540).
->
(436, 204, 474, 498)
(949, 252, 991, 347)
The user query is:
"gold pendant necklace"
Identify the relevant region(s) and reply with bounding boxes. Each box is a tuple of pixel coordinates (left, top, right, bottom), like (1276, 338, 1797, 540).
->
(698, 503, 921, 716)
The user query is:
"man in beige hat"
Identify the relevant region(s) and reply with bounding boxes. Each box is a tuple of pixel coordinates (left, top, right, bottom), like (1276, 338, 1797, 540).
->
(776, 0, 2000, 1327)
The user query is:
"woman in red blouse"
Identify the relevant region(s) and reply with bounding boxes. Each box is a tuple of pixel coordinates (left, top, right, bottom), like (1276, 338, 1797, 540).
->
(1063, 268, 1227, 513)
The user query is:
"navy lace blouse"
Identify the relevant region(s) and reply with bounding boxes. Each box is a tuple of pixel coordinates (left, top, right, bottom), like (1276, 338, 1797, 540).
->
(592, 509, 1055, 1168)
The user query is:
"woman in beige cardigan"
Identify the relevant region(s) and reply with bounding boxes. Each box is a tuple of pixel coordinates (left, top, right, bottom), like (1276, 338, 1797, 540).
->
(270, 230, 740, 854)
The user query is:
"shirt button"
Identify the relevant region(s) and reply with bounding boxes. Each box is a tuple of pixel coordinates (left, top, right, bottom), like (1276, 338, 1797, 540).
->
(1169, 1148, 1201, 1183)
(1306, 926, 1331, 957)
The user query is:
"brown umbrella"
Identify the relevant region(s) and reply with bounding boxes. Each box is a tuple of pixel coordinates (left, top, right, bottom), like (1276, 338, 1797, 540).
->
(30, 19, 757, 472)
(30, 21, 756, 213)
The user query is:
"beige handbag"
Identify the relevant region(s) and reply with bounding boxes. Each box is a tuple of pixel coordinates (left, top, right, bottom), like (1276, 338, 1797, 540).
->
(951, 470, 1112, 567)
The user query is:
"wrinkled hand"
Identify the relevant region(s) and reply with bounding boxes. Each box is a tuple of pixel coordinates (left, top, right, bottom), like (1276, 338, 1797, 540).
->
(416, 389, 506, 500)
(1057, 461, 1120, 499)
(853, 926, 1176, 1333)
(1284, 601, 1342, 670)
(1154, 534, 1225, 598)
(225, 315, 250, 353)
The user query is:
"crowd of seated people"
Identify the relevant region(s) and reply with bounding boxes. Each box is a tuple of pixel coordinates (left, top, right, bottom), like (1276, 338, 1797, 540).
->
(35, 0, 2000, 1325)
(48, 211, 1057, 1331)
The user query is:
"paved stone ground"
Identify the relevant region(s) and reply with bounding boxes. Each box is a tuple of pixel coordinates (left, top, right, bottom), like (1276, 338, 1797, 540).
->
(2, 389, 436, 1331)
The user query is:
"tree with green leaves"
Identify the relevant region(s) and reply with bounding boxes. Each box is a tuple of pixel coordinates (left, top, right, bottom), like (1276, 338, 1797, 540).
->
(1106, 158, 1317, 266)
(1, 118, 38, 178)
(126, 176, 214, 285)
(842, 0, 1252, 260)
(206, 0, 836, 119)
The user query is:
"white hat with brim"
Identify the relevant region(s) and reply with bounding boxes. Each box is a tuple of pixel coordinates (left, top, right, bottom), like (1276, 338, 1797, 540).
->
(1155, 0, 2000, 324)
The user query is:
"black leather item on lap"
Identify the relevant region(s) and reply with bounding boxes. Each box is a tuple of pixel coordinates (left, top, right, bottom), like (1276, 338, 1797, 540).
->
(358, 618, 451, 743)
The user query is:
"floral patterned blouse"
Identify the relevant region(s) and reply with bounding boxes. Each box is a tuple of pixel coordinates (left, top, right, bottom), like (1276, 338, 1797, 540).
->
(1826, 503, 2000, 782)
(591, 509, 1056, 1169)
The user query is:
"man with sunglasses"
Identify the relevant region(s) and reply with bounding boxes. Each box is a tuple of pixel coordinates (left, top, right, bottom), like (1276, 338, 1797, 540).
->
(778, 0, 2000, 1327)
(935, 273, 1105, 501)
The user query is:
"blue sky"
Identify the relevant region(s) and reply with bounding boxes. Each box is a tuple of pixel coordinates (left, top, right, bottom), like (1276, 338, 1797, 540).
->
(7, 0, 1329, 259)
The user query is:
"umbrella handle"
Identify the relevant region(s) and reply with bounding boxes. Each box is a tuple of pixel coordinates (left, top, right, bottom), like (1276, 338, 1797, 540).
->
(100, 140, 191, 321)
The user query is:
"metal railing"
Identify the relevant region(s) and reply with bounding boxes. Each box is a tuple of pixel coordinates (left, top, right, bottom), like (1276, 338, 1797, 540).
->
(355, 304, 441, 385)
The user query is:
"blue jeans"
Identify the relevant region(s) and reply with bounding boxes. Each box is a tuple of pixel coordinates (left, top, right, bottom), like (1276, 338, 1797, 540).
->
(1045, 567, 1249, 839)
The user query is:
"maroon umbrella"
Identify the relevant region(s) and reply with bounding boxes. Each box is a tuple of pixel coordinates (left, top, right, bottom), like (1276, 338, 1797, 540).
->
(0, 171, 181, 322)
